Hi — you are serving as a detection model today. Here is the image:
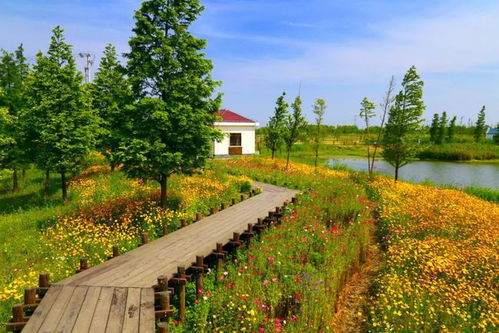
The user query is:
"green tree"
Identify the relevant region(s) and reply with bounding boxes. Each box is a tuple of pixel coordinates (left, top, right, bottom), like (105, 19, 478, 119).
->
(359, 97, 376, 176)
(0, 45, 29, 191)
(435, 111, 448, 145)
(122, 0, 221, 208)
(429, 113, 439, 143)
(447, 116, 457, 143)
(382, 66, 425, 181)
(283, 96, 307, 168)
(265, 92, 288, 159)
(93, 43, 131, 171)
(312, 98, 327, 168)
(473, 106, 486, 142)
(23, 26, 98, 201)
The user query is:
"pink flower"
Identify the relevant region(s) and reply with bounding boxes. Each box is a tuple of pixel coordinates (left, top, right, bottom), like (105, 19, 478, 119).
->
(267, 256, 275, 263)
(263, 279, 269, 286)
(271, 278, 278, 283)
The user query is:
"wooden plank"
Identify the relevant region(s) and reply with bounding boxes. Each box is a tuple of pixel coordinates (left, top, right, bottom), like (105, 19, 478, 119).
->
(138, 288, 155, 333)
(22, 285, 63, 333)
(72, 286, 102, 333)
(87, 287, 114, 333)
(37, 286, 76, 333)
(121, 288, 142, 333)
(104, 287, 127, 333)
(54, 286, 89, 332)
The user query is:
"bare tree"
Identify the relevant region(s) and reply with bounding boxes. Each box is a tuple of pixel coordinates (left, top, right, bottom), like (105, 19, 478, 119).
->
(370, 76, 395, 174)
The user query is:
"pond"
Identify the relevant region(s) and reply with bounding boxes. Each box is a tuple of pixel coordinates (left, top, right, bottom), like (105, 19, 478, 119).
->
(328, 158, 499, 189)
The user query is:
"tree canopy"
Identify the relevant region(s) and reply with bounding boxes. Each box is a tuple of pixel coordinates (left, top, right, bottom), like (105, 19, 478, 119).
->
(121, 0, 222, 208)
(265, 92, 288, 159)
(382, 66, 425, 181)
(23, 26, 99, 201)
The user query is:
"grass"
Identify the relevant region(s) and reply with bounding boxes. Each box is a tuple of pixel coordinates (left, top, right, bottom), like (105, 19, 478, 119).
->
(417, 142, 499, 161)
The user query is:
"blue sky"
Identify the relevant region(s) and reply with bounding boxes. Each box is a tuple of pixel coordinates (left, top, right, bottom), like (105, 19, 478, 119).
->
(1, 0, 498, 126)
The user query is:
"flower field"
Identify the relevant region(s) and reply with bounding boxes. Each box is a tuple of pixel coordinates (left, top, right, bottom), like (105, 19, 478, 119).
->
(367, 178, 499, 332)
(169, 157, 376, 332)
(0, 166, 252, 329)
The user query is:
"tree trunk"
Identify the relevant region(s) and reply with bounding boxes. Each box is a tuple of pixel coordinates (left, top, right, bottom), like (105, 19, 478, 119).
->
(271, 149, 275, 159)
(394, 165, 399, 182)
(314, 143, 319, 168)
(159, 175, 168, 209)
(44, 170, 50, 198)
(22, 168, 27, 181)
(110, 163, 115, 172)
(13, 168, 19, 192)
(61, 172, 67, 202)
(285, 148, 291, 169)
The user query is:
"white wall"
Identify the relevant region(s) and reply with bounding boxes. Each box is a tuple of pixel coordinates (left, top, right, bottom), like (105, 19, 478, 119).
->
(213, 123, 257, 155)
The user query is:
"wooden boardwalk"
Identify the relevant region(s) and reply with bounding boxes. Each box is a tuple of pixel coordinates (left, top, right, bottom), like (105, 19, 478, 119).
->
(21, 182, 298, 333)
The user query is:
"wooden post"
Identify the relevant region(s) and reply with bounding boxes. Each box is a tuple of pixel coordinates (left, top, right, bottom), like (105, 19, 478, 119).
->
(195, 213, 201, 222)
(24, 287, 36, 305)
(141, 234, 149, 246)
(181, 219, 187, 228)
(240, 194, 244, 202)
(157, 275, 168, 292)
(249, 191, 253, 198)
(242, 224, 254, 247)
(113, 246, 119, 258)
(170, 267, 188, 323)
(194, 256, 205, 297)
(12, 304, 24, 323)
(210, 207, 216, 215)
(214, 243, 225, 282)
(292, 197, 297, 204)
(79, 258, 88, 272)
(178, 267, 186, 323)
(155, 291, 171, 320)
(231, 198, 236, 206)
(220, 203, 226, 210)
(158, 322, 169, 333)
(162, 225, 168, 237)
(37, 272, 49, 299)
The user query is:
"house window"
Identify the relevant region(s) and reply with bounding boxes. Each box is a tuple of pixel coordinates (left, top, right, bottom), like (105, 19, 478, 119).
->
(230, 133, 242, 146)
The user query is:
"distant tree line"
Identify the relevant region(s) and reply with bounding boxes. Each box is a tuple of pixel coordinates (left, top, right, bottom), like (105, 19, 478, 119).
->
(0, 0, 220, 207)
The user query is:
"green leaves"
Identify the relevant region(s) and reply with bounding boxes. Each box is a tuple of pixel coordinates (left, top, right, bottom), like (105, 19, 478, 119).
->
(382, 66, 425, 179)
(23, 26, 99, 199)
(265, 92, 289, 159)
(121, 0, 221, 207)
(474, 106, 486, 142)
(92, 43, 132, 168)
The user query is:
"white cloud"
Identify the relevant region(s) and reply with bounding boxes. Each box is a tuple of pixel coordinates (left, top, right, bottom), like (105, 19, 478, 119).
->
(213, 4, 499, 85)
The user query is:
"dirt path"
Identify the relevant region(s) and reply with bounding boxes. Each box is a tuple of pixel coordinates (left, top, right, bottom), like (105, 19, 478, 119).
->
(330, 236, 382, 332)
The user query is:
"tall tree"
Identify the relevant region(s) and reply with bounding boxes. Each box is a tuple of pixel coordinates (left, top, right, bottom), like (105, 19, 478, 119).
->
(93, 43, 132, 171)
(265, 92, 288, 159)
(283, 96, 307, 168)
(473, 106, 486, 142)
(435, 111, 447, 145)
(359, 97, 376, 177)
(0, 45, 29, 191)
(122, 0, 221, 208)
(312, 98, 326, 168)
(23, 26, 98, 201)
(371, 76, 395, 174)
(447, 116, 457, 143)
(429, 113, 440, 143)
(382, 66, 425, 181)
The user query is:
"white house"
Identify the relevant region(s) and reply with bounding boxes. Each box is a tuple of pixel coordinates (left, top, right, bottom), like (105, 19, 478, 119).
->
(213, 109, 259, 156)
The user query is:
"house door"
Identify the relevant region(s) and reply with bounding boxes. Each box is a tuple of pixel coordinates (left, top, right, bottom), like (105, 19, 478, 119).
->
(229, 133, 242, 155)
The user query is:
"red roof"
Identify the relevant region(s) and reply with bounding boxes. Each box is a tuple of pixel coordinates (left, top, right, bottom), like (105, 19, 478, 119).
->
(216, 109, 255, 123)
